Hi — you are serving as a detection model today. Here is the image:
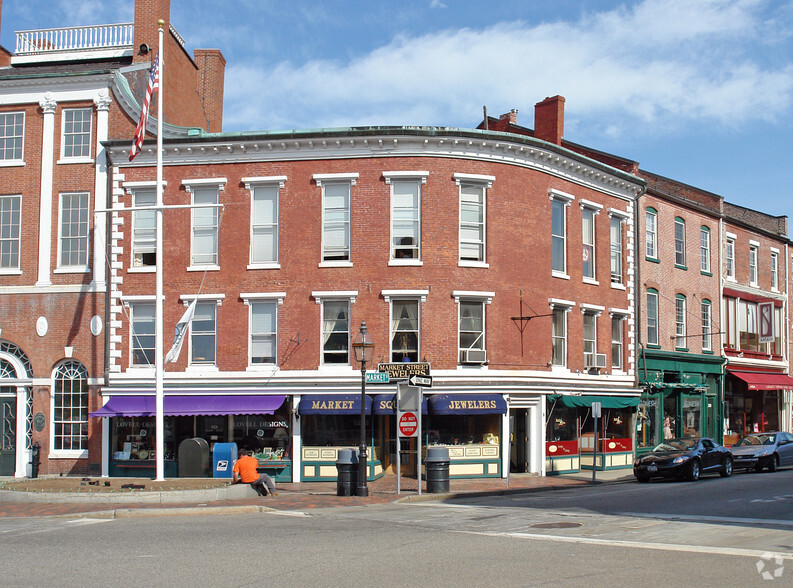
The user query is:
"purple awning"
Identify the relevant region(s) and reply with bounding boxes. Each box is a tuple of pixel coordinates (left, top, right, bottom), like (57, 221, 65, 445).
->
(90, 395, 286, 417)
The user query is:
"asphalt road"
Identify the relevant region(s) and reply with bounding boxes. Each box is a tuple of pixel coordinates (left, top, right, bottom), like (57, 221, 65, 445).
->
(1, 469, 791, 587)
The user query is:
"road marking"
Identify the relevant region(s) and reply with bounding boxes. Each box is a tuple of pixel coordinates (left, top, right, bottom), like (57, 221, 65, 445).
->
(620, 512, 793, 527)
(461, 529, 793, 560)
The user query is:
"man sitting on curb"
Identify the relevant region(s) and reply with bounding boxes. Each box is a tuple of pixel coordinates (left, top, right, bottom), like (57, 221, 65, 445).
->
(232, 449, 278, 497)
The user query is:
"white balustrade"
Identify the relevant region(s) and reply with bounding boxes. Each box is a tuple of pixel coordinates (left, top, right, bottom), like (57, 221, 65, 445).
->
(15, 23, 134, 55)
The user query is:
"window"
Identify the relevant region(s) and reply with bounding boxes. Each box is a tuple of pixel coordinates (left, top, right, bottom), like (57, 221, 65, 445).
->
(0, 112, 24, 161)
(52, 360, 88, 453)
(610, 216, 623, 284)
(552, 308, 567, 366)
(701, 300, 712, 352)
(190, 302, 217, 366)
(645, 208, 657, 259)
(552, 198, 567, 273)
(749, 245, 758, 285)
(384, 173, 426, 261)
(132, 189, 156, 267)
(459, 184, 485, 263)
(0, 195, 20, 270)
(250, 301, 277, 365)
(244, 177, 285, 266)
(458, 300, 485, 363)
(582, 207, 596, 280)
(646, 289, 659, 346)
(726, 237, 735, 279)
(583, 312, 597, 359)
(391, 299, 420, 362)
(131, 302, 155, 365)
(611, 316, 624, 369)
(59, 192, 89, 269)
(320, 180, 352, 262)
(61, 108, 92, 159)
(738, 299, 758, 351)
(700, 227, 710, 273)
(675, 295, 686, 349)
(674, 218, 686, 267)
(322, 300, 350, 364)
(191, 186, 219, 266)
(771, 251, 779, 290)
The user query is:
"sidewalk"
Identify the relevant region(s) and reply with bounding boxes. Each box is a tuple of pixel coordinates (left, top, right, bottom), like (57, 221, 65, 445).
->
(0, 469, 635, 519)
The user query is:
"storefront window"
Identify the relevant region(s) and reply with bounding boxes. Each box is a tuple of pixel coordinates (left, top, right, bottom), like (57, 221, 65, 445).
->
(426, 414, 500, 446)
(302, 415, 361, 446)
(636, 398, 658, 449)
(546, 405, 577, 442)
(663, 396, 678, 439)
(112, 417, 175, 460)
(682, 397, 701, 437)
(233, 411, 291, 459)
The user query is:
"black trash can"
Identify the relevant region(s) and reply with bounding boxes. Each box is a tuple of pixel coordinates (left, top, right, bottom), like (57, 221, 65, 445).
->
(336, 448, 358, 497)
(425, 446, 450, 493)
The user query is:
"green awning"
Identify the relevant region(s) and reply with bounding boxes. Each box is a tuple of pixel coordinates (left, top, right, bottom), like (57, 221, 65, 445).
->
(548, 394, 640, 409)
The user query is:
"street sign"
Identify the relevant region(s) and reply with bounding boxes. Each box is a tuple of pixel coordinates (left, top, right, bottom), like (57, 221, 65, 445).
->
(378, 362, 430, 380)
(398, 383, 422, 412)
(398, 411, 418, 437)
(408, 374, 432, 387)
(592, 402, 602, 418)
(365, 371, 390, 384)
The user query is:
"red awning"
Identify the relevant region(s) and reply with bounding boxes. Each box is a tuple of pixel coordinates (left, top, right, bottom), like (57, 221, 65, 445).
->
(728, 370, 793, 391)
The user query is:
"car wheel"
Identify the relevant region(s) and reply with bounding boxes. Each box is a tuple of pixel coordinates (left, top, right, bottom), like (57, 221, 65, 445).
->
(636, 475, 650, 483)
(686, 460, 700, 481)
(720, 458, 733, 478)
(767, 454, 778, 472)
(754, 464, 764, 473)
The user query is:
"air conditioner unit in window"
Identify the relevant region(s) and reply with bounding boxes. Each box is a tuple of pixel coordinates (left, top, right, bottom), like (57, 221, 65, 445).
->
(584, 353, 608, 370)
(462, 349, 487, 364)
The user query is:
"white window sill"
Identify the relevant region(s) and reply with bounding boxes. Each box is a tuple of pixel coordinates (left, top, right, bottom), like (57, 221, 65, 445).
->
(0, 160, 24, 167)
(127, 266, 156, 273)
(0, 268, 22, 275)
(389, 259, 423, 267)
(749, 282, 759, 288)
(726, 276, 736, 283)
(457, 363, 488, 370)
(187, 265, 220, 272)
(550, 365, 569, 373)
(54, 267, 90, 274)
(772, 288, 779, 293)
(458, 260, 489, 268)
(583, 277, 599, 286)
(247, 263, 281, 270)
(57, 157, 94, 165)
(246, 364, 279, 372)
(610, 282, 626, 290)
(49, 450, 88, 459)
(186, 365, 219, 373)
(318, 261, 353, 268)
(552, 271, 570, 280)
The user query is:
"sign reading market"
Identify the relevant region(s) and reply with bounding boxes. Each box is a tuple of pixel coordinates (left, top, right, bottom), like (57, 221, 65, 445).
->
(378, 362, 430, 380)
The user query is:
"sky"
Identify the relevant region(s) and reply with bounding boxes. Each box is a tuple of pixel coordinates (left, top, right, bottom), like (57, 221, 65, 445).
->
(2, 0, 792, 220)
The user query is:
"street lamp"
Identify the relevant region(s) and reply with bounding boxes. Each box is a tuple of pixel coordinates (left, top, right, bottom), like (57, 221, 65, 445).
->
(352, 320, 375, 497)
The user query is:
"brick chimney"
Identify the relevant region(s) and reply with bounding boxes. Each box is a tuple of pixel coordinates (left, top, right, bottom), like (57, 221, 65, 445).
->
(499, 109, 518, 125)
(133, 0, 171, 63)
(194, 49, 226, 133)
(534, 95, 565, 145)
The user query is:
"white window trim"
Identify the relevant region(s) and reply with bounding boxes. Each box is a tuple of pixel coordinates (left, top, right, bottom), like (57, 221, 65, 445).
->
(243, 176, 285, 270)
(0, 111, 25, 165)
(549, 298, 576, 309)
(647, 291, 659, 346)
(315, 174, 356, 267)
(455, 295, 489, 369)
(385, 172, 425, 264)
(182, 296, 223, 371)
(388, 297, 423, 364)
(57, 107, 93, 163)
(700, 226, 711, 273)
(550, 301, 572, 370)
(452, 290, 494, 304)
(185, 180, 223, 270)
(313, 293, 357, 368)
(382, 289, 429, 302)
(182, 177, 228, 192)
(241, 292, 286, 370)
(579, 199, 603, 211)
(126, 300, 155, 369)
(453, 172, 495, 187)
(608, 208, 630, 220)
(383, 171, 429, 182)
(749, 245, 758, 286)
(56, 191, 90, 272)
(49, 361, 89, 459)
(179, 293, 225, 306)
(551, 190, 574, 279)
(726, 237, 736, 282)
(645, 208, 658, 259)
(456, 175, 490, 268)
(581, 205, 598, 283)
(675, 296, 687, 348)
(771, 251, 779, 292)
(580, 303, 605, 315)
(312, 290, 359, 305)
(0, 193, 22, 272)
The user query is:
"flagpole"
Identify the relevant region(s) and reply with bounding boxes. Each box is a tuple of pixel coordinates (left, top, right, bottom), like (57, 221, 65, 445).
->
(155, 19, 166, 481)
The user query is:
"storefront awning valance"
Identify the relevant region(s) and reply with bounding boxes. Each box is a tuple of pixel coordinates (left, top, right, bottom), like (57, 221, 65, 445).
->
(298, 394, 372, 415)
(549, 394, 640, 409)
(372, 394, 428, 415)
(426, 394, 507, 415)
(90, 395, 286, 417)
(728, 370, 793, 391)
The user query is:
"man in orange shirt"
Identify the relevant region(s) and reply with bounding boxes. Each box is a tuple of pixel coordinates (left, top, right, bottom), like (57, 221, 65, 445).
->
(233, 449, 277, 496)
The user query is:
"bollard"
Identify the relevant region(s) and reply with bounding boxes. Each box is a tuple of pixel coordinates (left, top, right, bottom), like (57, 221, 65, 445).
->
(30, 442, 41, 478)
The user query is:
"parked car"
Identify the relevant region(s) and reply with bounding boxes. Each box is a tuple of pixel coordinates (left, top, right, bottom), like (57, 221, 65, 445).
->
(730, 431, 793, 472)
(633, 437, 732, 482)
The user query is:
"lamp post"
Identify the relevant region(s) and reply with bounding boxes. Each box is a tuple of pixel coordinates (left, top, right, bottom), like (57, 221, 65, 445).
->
(352, 320, 375, 497)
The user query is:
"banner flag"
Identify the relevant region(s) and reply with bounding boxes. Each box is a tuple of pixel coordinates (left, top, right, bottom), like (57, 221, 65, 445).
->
(164, 298, 196, 364)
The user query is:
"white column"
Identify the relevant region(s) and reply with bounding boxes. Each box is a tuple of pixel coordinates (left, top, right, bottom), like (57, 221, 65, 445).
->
(36, 93, 57, 287)
(101, 416, 110, 477)
(14, 386, 27, 478)
(92, 90, 112, 289)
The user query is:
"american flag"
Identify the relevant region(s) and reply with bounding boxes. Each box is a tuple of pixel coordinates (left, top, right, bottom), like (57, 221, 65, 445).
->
(128, 53, 159, 162)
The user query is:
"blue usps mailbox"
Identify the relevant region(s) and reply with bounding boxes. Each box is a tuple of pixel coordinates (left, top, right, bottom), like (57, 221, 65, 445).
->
(212, 442, 238, 478)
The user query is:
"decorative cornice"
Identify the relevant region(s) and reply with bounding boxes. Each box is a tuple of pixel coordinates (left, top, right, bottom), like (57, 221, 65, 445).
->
(39, 92, 56, 114)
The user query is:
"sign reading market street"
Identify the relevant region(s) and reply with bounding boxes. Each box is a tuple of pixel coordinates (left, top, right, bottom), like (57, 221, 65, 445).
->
(378, 362, 430, 380)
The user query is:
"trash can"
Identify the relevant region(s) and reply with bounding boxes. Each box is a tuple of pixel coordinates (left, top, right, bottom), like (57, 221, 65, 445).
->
(336, 448, 358, 496)
(178, 437, 210, 477)
(212, 442, 238, 478)
(425, 446, 450, 493)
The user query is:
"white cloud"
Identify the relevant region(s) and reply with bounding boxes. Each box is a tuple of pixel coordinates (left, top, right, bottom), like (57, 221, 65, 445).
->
(220, 0, 793, 135)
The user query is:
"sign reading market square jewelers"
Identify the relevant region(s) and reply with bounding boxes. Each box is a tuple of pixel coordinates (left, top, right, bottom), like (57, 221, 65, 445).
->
(378, 362, 430, 380)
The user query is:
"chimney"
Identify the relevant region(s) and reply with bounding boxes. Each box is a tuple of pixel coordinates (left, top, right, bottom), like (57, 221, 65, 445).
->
(133, 0, 172, 63)
(194, 49, 226, 132)
(534, 95, 565, 145)
(499, 109, 518, 125)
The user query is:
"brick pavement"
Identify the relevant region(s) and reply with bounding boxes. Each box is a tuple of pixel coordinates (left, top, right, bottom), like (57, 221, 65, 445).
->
(0, 472, 630, 519)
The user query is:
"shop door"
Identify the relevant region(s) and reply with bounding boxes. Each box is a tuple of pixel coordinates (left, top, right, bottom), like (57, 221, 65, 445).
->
(704, 396, 718, 441)
(510, 409, 529, 473)
(0, 397, 16, 476)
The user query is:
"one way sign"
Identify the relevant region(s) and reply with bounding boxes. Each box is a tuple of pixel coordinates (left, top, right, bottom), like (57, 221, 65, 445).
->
(408, 374, 432, 387)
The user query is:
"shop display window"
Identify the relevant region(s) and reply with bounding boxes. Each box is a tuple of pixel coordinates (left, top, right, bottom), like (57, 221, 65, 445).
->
(426, 414, 500, 446)
(682, 397, 701, 437)
(302, 415, 362, 447)
(546, 405, 577, 443)
(112, 417, 175, 461)
(233, 410, 291, 460)
(636, 398, 658, 449)
(581, 407, 633, 452)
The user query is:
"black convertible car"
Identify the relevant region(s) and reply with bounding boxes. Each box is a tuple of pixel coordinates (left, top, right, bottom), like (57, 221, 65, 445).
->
(633, 437, 733, 482)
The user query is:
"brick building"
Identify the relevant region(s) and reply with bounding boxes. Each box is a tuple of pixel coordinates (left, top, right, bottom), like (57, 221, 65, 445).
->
(0, 0, 224, 477)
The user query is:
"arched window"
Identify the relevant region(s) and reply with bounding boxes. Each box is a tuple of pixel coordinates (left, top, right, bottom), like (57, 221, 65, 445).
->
(52, 360, 88, 453)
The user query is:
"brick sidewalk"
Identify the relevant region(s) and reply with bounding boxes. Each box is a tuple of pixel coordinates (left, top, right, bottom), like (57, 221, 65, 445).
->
(0, 473, 609, 519)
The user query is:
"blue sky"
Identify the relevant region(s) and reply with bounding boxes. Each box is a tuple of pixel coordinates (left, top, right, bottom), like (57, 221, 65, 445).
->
(3, 0, 792, 220)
